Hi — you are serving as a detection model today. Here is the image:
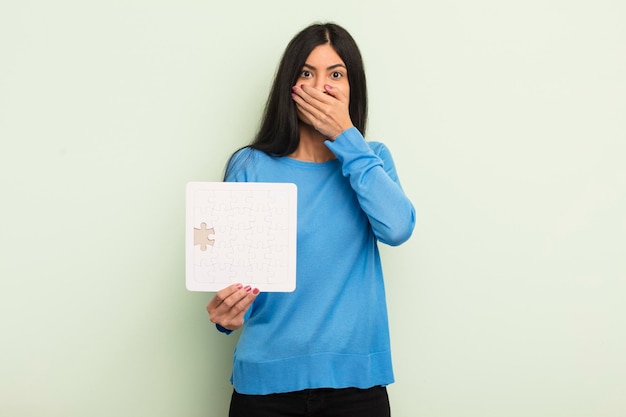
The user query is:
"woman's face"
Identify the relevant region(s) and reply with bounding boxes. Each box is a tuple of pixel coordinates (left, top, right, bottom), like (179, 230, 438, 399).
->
(295, 44, 350, 102)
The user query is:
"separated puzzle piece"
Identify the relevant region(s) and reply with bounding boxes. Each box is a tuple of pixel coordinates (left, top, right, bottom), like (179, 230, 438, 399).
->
(194, 222, 215, 251)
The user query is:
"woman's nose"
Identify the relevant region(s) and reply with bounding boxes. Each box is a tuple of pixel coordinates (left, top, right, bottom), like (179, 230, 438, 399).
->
(314, 78, 326, 92)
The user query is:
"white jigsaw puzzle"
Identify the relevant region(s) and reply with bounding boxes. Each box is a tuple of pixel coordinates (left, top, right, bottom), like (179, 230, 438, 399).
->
(186, 182, 297, 292)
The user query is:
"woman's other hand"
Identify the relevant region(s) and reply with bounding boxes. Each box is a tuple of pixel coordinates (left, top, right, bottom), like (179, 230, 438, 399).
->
(291, 84, 353, 140)
(206, 283, 259, 331)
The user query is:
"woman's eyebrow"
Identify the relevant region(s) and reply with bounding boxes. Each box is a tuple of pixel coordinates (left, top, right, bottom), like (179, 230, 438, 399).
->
(302, 63, 347, 71)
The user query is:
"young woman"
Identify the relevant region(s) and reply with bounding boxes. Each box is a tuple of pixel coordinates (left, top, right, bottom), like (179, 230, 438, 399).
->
(206, 22, 415, 417)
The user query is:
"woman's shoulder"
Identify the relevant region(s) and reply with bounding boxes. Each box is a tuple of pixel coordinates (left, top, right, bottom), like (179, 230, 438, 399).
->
(228, 146, 271, 166)
(225, 146, 276, 181)
(231, 145, 262, 159)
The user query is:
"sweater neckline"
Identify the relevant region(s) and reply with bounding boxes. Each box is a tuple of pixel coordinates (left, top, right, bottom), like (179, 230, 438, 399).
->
(280, 156, 341, 170)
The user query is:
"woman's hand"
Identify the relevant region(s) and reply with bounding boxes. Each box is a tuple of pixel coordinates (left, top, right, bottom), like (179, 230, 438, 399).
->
(206, 283, 259, 331)
(291, 84, 353, 140)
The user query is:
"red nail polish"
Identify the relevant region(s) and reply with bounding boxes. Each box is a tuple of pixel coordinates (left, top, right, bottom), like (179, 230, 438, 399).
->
(236, 284, 243, 289)
(252, 288, 260, 295)
(244, 285, 252, 292)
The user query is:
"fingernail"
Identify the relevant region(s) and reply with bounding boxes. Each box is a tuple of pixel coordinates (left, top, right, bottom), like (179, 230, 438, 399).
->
(252, 288, 260, 295)
(236, 284, 243, 289)
(244, 285, 252, 292)
(325, 84, 332, 89)
(292, 86, 297, 91)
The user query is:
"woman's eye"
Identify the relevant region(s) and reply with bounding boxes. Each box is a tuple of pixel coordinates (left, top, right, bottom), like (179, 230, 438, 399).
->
(331, 71, 343, 79)
(301, 70, 312, 78)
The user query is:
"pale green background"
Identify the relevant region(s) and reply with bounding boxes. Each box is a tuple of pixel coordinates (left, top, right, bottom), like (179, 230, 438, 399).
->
(1, 0, 624, 416)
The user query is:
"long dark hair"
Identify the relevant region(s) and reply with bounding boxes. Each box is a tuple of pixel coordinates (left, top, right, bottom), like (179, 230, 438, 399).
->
(251, 22, 368, 156)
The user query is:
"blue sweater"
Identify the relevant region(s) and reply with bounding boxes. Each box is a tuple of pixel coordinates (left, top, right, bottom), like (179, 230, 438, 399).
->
(223, 127, 415, 395)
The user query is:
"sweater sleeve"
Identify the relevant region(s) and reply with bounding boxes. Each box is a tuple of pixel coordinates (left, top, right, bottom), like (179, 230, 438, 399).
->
(325, 127, 416, 246)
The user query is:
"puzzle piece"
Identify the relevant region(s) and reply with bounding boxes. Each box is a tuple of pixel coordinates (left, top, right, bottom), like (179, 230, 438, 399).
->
(193, 222, 215, 251)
